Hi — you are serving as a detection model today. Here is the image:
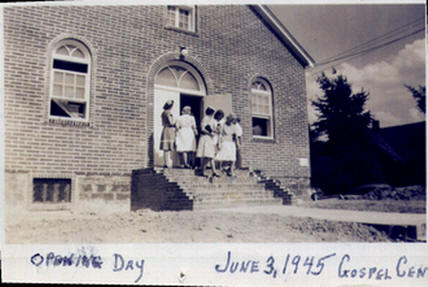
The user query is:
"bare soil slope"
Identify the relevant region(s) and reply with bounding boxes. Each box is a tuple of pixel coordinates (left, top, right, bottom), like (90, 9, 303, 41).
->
(6, 207, 392, 243)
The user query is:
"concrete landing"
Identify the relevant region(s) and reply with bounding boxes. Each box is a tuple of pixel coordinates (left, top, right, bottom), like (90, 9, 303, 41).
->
(213, 205, 426, 241)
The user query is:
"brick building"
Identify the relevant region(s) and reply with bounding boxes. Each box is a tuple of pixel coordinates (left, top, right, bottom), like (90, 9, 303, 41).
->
(3, 4, 314, 210)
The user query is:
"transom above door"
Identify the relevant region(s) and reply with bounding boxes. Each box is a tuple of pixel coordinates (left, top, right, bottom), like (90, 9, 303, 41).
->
(153, 61, 206, 166)
(154, 60, 206, 96)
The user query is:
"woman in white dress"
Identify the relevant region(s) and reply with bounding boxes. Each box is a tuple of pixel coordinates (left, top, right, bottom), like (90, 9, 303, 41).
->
(175, 106, 198, 168)
(216, 113, 237, 176)
(212, 109, 225, 173)
(196, 106, 219, 177)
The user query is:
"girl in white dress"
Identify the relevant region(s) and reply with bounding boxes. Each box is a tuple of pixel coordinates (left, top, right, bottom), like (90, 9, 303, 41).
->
(216, 113, 237, 176)
(213, 109, 225, 173)
(175, 106, 198, 168)
(196, 106, 218, 177)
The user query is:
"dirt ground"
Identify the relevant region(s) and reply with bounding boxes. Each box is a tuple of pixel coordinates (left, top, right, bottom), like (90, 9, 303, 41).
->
(5, 203, 392, 244)
(298, 199, 426, 214)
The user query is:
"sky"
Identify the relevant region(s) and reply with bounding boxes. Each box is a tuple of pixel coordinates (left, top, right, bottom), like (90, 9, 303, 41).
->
(269, 4, 426, 127)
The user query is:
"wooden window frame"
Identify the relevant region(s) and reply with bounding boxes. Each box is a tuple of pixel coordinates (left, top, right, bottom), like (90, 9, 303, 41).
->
(154, 61, 206, 96)
(49, 39, 91, 122)
(251, 79, 274, 140)
(166, 5, 196, 32)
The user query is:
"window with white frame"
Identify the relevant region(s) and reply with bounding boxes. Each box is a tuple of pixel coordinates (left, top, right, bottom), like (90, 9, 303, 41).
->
(49, 39, 91, 121)
(167, 6, 195, 32)
(251, 79, 273, 138)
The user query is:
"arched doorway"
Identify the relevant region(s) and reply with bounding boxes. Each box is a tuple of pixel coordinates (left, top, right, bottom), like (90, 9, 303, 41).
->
(153, 61, 206, 166)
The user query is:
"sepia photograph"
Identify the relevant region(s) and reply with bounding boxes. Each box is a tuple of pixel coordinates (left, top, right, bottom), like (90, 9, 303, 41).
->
(2, 0, 426, 247)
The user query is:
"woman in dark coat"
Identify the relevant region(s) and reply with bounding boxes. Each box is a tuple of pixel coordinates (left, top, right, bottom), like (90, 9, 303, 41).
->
(160, 100, 175, 168)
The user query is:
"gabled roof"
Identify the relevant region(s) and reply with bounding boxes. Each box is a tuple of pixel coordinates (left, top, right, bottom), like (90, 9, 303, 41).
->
(251, 5, 315, 68)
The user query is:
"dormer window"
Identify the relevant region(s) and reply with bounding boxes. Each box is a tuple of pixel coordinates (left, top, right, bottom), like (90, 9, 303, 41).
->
(167, 6, 196, 32)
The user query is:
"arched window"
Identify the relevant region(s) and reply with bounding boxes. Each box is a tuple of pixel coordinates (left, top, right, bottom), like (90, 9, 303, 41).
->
(251, 78, 273, 138)
(155, 61, 205, 95)
(49, 39, 91, 121)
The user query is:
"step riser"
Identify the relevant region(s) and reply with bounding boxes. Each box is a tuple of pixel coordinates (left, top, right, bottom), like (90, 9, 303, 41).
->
(164, 168, 293, 209)
(132, 168, 293, 211)
(187, 193, 274, 199)
(189, 194, 273, 201)
(193, 201, 283, 210)
(164, 177, 258, 185)
(182, 188, 268, 194)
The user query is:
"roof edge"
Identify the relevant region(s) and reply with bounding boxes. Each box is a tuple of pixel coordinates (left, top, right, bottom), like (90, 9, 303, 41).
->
(252, 5, 315, 68)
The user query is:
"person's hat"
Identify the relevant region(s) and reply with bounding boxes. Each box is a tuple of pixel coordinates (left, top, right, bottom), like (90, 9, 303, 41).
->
(182, 106, 191, 114)
(205, 106, 215, 115)
(227, 113, 236, 122)
(214, 109, 224, 120)
(163, 100, 174, 109)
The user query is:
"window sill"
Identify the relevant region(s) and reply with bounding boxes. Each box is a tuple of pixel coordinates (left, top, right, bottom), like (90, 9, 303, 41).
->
(164, 26, 198, 37)
(28, 202, 72, 211)
(252, 136, 276, 143)
(49, 117, 91, 127)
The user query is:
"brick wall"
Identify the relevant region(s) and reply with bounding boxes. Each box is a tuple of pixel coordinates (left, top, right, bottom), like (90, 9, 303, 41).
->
(4, 5, 311, 205)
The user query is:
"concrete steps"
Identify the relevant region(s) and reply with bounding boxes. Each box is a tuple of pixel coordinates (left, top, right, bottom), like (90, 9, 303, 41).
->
(160, 167, 287, 209)
(193, 199, 282, 210)
(131, 167, 292, 211)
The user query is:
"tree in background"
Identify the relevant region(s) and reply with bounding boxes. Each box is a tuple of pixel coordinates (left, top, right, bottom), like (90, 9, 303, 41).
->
(310, 70, 382, 195)
(405, 84, 425, 114)
(311, 71, 373, 146)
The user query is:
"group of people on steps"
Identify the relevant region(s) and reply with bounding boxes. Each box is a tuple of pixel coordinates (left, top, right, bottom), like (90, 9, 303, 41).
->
(159, 100, 242, 178)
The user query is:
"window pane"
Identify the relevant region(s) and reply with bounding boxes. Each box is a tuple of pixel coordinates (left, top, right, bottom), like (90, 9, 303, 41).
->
(155, 67, 177, 87)
(53, 71, 63, 83)
(65, 73, 74, 85)
(256, 94, 263, 105)
(53, 59, 88, 73)
(53, 84, 63, 97)
(65, 86, 74, 98)
(252, 117, 269, 137)
(259, 82, 267, 91)
(262, 104, 269, 114)
(33, 178, 72, 203)
(179, 9, 189, 29)
(76, 87, 85, 99)
(68, 102, 83, 118)
(171, 66, 186, 78)
(252, 101, 257, 111)
(76, 75, 85, 86)
(50, 99, 86, 119)
(252, 92, 271, 116)
(56, 46, 68, 56)
(251, 95, 258, 112)
(50, 99, 70, 118)
(167, 6, 176, 26)
(67, 102, 86, 119)
(179, 71, 199, 90)
(66, 45, 76, 51)
(71, 48, 85, 59)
